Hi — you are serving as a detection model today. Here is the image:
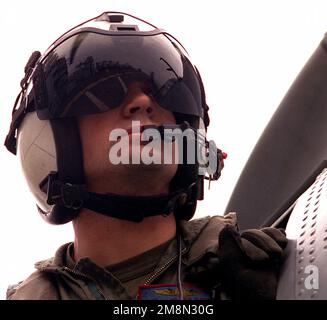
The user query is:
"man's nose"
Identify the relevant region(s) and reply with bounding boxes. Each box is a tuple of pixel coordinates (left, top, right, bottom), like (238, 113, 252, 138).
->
(121, 91, 154, 118)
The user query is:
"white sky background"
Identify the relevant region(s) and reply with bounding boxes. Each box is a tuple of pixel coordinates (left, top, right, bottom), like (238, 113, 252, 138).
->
(0, 0, 326, 299)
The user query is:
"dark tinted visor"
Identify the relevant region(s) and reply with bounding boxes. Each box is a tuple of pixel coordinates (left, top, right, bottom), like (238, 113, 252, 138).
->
(31, 31, 203, 120)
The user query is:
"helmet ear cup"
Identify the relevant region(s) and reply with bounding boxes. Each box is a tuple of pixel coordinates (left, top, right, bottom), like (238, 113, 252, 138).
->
(171, 167, 200, 221)
(17, 113, 84, 224)
(17, 112, 57, 214)
(37, 204, 79, 225)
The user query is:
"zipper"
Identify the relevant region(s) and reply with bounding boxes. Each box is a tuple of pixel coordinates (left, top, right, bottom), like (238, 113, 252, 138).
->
(143, 247, 187, 285)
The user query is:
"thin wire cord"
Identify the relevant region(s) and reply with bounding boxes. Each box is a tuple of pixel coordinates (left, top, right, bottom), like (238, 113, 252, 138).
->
(176, 231, 184, 300)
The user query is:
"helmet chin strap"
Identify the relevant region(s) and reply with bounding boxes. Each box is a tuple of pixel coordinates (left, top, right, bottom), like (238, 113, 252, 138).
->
(39, 171, 194, 222)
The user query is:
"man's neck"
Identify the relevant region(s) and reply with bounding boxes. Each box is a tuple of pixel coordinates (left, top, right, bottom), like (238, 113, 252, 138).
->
(72, 209, 176, 267)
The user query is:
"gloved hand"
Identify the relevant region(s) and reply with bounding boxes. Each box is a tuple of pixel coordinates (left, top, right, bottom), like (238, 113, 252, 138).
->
(238, 227, 288, 263)
(217, 224, 288, 300)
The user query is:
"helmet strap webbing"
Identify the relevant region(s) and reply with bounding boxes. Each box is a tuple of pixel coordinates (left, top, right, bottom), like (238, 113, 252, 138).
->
(85, 189, 188, 222)
(50, 118, 85, 185)
(40, 171, 193, 223)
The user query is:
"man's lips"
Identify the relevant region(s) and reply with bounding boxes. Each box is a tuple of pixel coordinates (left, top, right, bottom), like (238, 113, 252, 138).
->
(126, 125, 155, 135)
(125, 125, 152, 145)
(123, 125, 167, 146)
(126, 127, 139, 135)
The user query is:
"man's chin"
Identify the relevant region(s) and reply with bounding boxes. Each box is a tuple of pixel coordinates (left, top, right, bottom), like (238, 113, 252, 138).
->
(123, 161, 174, 173)
(109, 162, 178, 186)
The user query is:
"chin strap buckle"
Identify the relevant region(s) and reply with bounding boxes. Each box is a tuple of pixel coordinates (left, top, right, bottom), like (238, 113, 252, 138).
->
(39, 171, 87, 210)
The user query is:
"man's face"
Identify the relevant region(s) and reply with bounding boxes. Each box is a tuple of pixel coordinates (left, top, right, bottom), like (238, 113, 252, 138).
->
(78, 82, 178, 195)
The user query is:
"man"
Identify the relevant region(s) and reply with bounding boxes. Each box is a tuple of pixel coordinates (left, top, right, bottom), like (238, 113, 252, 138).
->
(5, 11, 287, 300)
